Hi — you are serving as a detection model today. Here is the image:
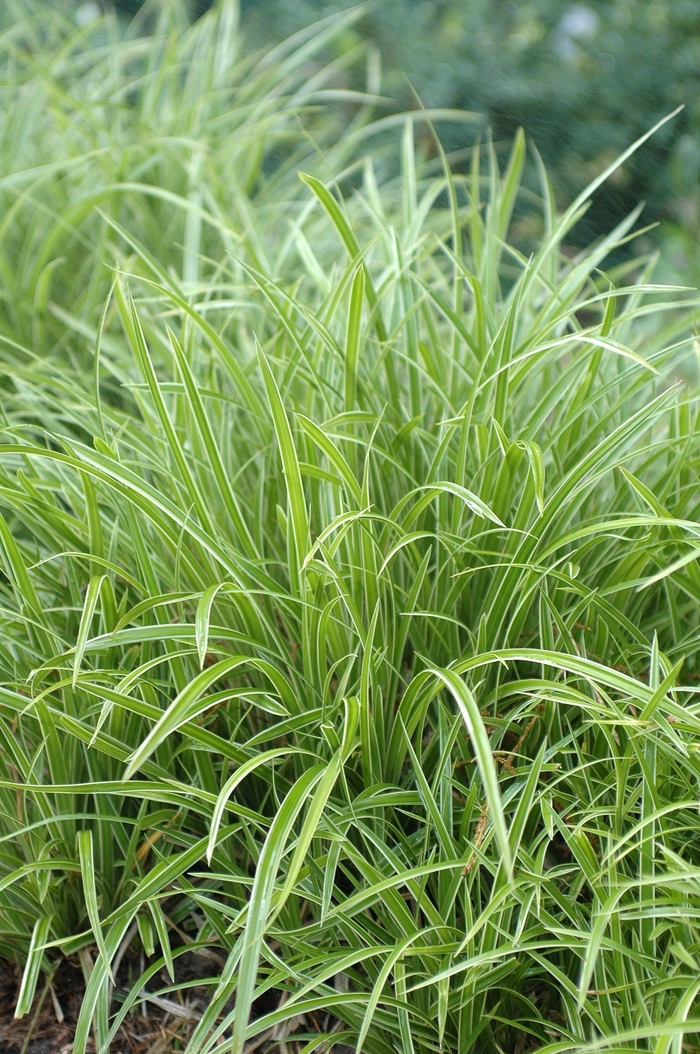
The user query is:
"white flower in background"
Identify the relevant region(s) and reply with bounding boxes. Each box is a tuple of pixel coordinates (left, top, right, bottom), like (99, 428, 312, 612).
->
(555, 3, 599, 58)
(75, 2, 101, 26)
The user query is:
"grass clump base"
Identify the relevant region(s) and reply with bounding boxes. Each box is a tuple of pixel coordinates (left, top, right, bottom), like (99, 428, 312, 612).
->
(1, 4, 700, 1053)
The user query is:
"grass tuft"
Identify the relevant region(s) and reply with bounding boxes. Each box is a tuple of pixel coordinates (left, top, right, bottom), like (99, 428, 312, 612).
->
(0, 3, 700, 1052)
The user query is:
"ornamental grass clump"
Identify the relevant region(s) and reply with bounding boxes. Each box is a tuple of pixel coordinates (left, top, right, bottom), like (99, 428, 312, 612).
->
(1, 3, 700, 1053)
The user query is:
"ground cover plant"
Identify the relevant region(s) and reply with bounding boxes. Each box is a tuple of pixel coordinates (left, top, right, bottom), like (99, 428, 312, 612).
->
(2, 2, 700, 1052)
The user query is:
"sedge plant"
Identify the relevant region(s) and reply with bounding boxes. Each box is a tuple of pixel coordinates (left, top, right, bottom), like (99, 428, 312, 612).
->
(1, 3, 700, 1053)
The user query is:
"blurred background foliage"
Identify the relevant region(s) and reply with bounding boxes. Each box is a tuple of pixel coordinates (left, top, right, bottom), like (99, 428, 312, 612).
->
(243, 0, 700, 252)
(75, 0, 700, 274)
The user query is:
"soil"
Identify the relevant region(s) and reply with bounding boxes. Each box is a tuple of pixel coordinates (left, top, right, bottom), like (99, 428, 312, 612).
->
(0, 952, 344, 1054)
(0, 953, 211, 1054)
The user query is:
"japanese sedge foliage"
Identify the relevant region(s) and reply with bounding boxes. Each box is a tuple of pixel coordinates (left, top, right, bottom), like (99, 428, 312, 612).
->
(1, 6, 700, 1054)
(0, 0, 377, 362)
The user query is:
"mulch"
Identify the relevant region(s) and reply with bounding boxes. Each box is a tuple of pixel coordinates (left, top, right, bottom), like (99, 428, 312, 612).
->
(0, 954, 209, 1054)
(1, 957, 87, 1054)
(0, 954, 346, 1054)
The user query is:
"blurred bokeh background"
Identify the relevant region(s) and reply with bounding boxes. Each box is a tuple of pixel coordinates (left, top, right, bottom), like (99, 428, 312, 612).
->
(74, 0, 700, 277)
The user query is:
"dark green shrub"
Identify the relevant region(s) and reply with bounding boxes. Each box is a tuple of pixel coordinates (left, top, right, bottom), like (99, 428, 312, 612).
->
(239, 0, 700, 245)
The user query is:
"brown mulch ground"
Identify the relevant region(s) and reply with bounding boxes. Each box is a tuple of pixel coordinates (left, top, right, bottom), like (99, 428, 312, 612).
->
(1, 956, 91, 1054)
(0, 953, 214, 1054)
(0, 953, 346, 1054)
